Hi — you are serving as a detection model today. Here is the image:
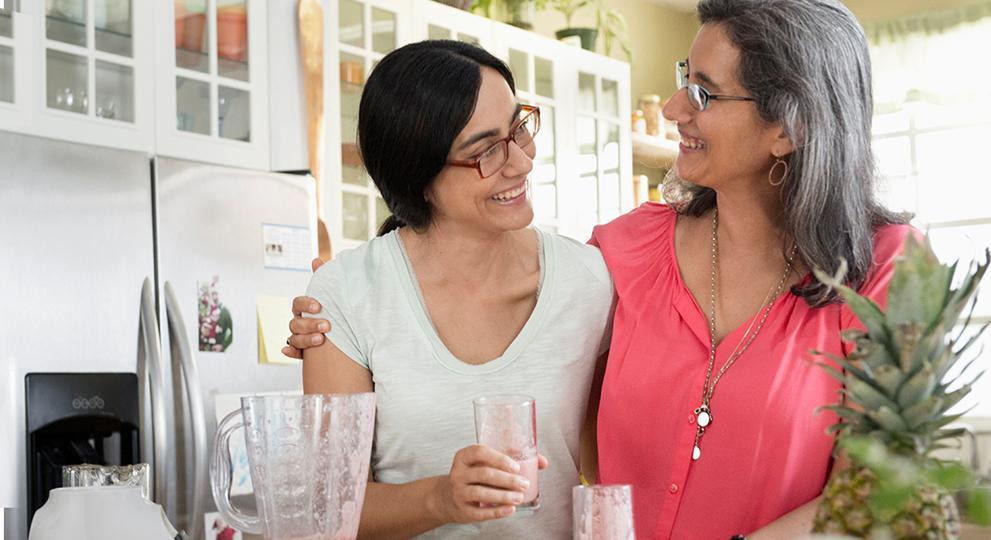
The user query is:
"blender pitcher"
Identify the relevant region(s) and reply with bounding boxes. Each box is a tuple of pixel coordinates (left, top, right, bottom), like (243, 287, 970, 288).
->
(210, 393, 376, 539)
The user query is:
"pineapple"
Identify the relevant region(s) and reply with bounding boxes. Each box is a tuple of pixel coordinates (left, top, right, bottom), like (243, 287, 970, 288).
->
(810, 235, 989, 539)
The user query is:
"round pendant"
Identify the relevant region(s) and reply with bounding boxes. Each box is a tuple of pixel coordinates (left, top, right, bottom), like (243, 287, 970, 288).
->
(697, 410, 711, 427)
(692, 445, 701, 461)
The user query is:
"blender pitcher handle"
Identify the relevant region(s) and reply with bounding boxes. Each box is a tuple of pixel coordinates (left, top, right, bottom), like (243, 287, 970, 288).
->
(209, 409, 262, 533)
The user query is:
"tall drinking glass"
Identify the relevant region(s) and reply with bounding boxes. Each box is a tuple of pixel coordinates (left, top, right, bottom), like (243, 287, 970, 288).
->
(572, 484, 635, 540)
(472, 394, 539, 512)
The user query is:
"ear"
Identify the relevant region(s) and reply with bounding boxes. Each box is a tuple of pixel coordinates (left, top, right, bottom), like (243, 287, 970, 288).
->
(769, 123, 795, 158)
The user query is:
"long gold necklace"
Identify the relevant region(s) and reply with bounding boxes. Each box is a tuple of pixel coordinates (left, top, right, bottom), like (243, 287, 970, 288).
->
(691, 209, 797, 461)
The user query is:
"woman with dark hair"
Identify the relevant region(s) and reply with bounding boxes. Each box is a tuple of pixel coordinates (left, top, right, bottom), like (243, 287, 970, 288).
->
(290, 1, 921, 537)
(296, 40, 614, 538)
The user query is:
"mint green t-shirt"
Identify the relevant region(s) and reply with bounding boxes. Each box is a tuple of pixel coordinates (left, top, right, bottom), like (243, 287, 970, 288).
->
(305, 228, 614, 539)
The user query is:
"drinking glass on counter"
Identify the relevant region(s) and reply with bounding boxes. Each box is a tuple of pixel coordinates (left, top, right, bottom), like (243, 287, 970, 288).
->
(62, 463, 151, 500)
(472, 394, 540, 512)
(572, 484, 636, 540)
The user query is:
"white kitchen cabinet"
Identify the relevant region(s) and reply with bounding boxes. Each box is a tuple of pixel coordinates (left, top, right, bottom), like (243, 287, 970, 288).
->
(324, 0, 413, 249)
(412, 0, 495, 49)
(0, 2, 31, 130)
(154, 0, 270, 170)
(0, 0, 155, 151)
(323, 0, 632, 252)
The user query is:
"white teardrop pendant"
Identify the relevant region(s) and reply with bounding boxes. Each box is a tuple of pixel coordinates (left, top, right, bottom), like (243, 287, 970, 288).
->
(692, 445, 701, 460)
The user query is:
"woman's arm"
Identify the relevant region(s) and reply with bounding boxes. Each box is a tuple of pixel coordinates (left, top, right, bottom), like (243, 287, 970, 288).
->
(746, 452, 850, 539)
(580, 350, 609, 484)
(304, 340, 527, 539)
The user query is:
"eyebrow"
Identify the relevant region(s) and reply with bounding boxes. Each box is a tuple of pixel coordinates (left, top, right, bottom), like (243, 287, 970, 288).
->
(457, 103, 524, 151)
(693, 70, 723, 93)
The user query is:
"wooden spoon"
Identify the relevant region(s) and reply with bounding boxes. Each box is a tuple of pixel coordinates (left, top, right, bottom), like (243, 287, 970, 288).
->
(298, 0, 332, 261)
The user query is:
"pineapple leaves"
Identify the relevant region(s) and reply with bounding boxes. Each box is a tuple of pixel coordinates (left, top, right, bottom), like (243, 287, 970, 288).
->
(887, 236, 949, 328)
(895, 363, 936, 409)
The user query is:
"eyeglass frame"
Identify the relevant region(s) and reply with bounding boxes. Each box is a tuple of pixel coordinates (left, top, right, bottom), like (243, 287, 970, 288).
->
(446, 104, 541, 179)
(676, 60, 755, 112)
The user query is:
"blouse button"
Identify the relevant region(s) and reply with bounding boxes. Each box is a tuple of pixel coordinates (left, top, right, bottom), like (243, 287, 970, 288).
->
(669, 483, 679, 494)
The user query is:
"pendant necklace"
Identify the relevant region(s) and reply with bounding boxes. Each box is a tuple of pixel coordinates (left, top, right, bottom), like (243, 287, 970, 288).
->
(691, 208, 797, 461)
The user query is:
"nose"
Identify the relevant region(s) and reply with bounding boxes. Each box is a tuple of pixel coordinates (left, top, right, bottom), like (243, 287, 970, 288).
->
(502, 139, 534, 178)
(663, 88, 695, 125)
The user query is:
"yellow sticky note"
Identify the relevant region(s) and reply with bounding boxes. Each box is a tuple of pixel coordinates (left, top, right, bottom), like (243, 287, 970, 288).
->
(257, 295, 299, 365)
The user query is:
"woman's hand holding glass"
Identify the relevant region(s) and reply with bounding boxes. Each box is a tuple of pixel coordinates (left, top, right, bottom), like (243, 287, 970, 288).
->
(430, 445, 538, 523)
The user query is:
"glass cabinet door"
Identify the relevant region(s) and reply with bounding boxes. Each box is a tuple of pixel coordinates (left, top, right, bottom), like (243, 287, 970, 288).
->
(173, 0, 250, 141)
(333, 0, 403, 246)
(507, 45, 561, 234)
(573, 69, 627, 240)
(43, 0, 136, 123)
(0, 3, 16, 106)
(415, 0, 492, 48)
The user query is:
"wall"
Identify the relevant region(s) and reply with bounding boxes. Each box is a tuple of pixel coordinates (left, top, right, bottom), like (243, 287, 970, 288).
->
(530, 0, 698, 106)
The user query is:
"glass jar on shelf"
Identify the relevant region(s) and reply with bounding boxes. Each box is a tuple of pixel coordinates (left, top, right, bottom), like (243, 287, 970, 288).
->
(638, 94, 661, 136)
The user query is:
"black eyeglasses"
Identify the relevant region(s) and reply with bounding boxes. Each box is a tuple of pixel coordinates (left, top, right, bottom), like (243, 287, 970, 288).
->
(676, 60, 755, 112)
(447, 105, 540, 179)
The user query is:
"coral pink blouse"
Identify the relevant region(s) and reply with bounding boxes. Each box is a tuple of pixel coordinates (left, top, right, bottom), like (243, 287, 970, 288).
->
(590, 203, 914, 540)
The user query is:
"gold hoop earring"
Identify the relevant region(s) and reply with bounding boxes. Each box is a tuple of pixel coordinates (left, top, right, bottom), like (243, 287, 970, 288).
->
(768, 158, 789, 187)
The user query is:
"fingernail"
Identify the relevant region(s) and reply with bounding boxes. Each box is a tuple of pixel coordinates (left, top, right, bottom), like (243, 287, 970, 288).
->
(309, 303, 319, 312)
(517, 477, 530, 490)
(510, 461, 520, 473)
(502, 506, 516, 516)
(511, 493, 524, 504)
(318, 322, 329, 331)
(311, 336, 322, 345)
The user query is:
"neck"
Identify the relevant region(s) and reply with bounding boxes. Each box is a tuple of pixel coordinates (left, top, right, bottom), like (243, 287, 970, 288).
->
(401, 219, 532, 285)
(713, 184, 791, 259)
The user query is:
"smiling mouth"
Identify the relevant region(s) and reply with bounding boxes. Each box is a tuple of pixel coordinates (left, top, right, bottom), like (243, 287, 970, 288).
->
(680, 133, 707, 150)
(491, 183, 527, 202)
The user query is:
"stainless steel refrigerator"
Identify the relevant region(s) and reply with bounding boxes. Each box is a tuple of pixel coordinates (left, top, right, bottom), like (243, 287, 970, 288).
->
(0, 131, 317, 540)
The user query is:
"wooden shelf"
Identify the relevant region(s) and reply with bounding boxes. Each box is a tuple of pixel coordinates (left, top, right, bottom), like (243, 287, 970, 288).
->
(631, 132, 679, 168)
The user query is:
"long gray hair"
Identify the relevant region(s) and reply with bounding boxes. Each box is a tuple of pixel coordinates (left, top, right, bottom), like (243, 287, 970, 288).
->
(665, 0, 905, 307)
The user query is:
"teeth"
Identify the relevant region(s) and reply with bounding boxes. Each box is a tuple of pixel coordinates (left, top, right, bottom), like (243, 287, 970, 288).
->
(492, 184, 526, 201)
(680, 135, 706, 150)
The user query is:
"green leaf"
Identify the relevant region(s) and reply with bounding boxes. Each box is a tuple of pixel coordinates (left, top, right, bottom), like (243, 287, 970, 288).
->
(894, 322, 923, 373)
(896, 363, 936, 409)
(887, 235, 950, 327)
(900, 395, 943, 429)
(849, 379, 901, 411)
(873, 364, 905, 396)
(927, 462, 971, 490)
(965, 488, 991, 526)
(813, 264, 892, 346)
(866, 406, 908, 432)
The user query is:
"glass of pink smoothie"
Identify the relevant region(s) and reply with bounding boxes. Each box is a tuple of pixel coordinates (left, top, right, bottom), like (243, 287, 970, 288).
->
(572, 484, 635, 540)
(472, 394, 540, 512)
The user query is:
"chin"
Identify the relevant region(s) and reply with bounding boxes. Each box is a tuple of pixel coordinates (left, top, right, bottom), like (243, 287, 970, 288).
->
(495, 203, 535, 232)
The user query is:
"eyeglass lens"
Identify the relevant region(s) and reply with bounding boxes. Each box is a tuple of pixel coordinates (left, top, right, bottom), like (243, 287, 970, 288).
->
(478, 113, 538, 177)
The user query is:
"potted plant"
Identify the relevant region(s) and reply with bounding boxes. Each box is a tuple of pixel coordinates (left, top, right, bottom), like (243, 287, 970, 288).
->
(547, 0, 632, 62)
(547, 0, 596, 51)
(472, 0, 539, 30)
(810, 237, 991, 536)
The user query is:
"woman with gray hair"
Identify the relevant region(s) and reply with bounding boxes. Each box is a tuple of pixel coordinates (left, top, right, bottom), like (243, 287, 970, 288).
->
(590, 0, 912, 537)
(286, 0, 917, 537)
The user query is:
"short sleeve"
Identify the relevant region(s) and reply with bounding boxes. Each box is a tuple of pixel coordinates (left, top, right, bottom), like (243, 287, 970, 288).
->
(304, 260, 369, 369)
(597, 292, 617, 357)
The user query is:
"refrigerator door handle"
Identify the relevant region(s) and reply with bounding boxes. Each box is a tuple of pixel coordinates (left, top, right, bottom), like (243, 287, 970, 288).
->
(164, 281, 208, 540)
(138, 277, 168, 505)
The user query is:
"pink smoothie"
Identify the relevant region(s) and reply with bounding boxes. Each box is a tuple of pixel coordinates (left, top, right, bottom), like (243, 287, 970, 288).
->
(517, 456, 539, 504)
